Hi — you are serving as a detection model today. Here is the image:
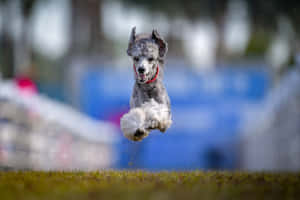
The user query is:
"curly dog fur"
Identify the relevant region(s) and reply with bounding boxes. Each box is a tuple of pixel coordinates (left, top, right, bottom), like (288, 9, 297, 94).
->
(120, 27, 172, 141)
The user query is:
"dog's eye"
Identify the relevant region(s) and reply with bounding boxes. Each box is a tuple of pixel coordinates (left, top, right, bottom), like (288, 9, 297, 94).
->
(148, 57, 154, 62)
(133, 57, 139, 62)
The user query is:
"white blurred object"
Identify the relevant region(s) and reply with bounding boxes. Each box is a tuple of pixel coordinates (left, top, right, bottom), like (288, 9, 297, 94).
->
(266, 17, 294, 71)
(241, 67, 300, 171)
(32, 0, 70, 59)
(0, 81, 118, 143)
(183, 21, 218, 69)
(0, 80, 119, 170)
(224, 0, 250, 55)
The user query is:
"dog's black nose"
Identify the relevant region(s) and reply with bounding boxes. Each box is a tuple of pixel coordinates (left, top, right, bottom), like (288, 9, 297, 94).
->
(138, 67, 145, 74)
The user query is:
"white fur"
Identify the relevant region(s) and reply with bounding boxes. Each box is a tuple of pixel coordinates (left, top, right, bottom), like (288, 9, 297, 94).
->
(120, 99, 172, 141)
(143, 99, 172, 132)
(120, 107, 148, 141)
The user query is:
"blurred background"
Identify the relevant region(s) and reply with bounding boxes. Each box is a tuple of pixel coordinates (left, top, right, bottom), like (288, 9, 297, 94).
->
(0, 0, 299, 171)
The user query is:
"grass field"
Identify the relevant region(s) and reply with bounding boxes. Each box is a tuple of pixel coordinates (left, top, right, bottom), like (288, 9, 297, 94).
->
(0, 170, 299, 200)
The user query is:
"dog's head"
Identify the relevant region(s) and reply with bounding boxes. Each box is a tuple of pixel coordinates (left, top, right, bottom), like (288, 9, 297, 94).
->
(127, 27, 168, 84)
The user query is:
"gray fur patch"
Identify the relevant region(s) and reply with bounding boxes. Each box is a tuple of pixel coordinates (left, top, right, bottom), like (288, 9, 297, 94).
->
(122, 27, 172, 141)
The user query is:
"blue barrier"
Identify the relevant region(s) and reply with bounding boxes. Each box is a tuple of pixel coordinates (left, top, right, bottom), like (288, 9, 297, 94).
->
(79, 66, 269, 170)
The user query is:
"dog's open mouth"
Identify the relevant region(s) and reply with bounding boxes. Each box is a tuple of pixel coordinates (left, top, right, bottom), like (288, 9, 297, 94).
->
(138, 74, 147, 82)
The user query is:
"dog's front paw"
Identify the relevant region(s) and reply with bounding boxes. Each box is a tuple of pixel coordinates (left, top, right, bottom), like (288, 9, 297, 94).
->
(158, 119, 172, 133)
(132, 129, 149, 141)
(148, 119, 159, 129)
(159, 126, 167, 133)
(121, 108, 149, 141)
(146, 119, 169, 132)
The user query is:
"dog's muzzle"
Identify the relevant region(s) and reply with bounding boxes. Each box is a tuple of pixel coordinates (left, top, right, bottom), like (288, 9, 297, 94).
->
(133, 64, 159, 84)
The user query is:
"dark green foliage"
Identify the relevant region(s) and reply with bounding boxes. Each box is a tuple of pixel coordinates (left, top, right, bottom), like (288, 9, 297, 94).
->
(246, 0, 300, 33)
(121, 0, 228, 20)
(0, 171, 299, 200)
(122, 0, 300, 34)
(21, 0, 37, 18)
(245, 30, 272, 56)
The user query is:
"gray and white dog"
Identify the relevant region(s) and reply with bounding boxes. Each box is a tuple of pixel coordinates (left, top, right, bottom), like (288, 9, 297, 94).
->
(120, 27, 172, 141)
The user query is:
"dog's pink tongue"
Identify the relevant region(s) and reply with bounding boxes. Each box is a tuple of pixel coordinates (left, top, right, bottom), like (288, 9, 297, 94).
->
(140, 74, 145, 79)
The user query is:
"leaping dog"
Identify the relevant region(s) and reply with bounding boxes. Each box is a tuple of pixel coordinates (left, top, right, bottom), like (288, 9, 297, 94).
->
(120, 27, 172, 141)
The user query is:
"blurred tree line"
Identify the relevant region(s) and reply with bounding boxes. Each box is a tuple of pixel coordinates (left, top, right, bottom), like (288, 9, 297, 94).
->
(0, 0, 106, 79)
(0, 0, 36, 78)
(0, 0, 299, 79)
(123, 0, 300, 60)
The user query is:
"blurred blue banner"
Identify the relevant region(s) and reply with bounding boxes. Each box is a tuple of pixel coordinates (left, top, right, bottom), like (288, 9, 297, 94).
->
(80, 66, 270, 170)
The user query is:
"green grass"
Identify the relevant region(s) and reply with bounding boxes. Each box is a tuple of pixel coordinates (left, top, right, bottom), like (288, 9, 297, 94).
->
(0, 170, 299, 200)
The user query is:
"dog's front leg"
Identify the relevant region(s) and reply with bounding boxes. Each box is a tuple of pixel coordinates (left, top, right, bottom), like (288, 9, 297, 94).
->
(143, 100, 172, 132)
(120, 107, 150, 141)
(147, 117, 160, 130)
(145, 112, 171, 132)
(147, 110, 171, 132)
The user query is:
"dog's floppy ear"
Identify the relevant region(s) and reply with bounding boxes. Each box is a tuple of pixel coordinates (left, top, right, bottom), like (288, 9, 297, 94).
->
(152, 29, 168, 58)
(127, 27, 136, 56)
